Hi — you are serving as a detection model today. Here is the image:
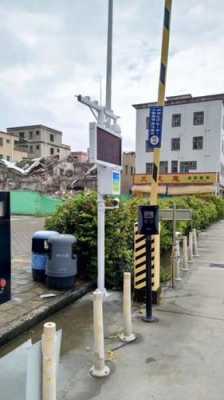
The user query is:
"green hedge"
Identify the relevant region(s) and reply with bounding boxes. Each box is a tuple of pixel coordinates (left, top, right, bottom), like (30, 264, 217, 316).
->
(46, 193, 224, 288)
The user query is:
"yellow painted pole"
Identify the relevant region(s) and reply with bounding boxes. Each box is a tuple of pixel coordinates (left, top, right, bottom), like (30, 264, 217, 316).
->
(150, 0, 173, 301)
(151, 0, 173, 204)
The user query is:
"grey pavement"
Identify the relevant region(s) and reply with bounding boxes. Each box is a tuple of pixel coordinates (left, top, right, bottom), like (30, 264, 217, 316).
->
(51, 220, 224, 400)
(2, 218, 224, 399)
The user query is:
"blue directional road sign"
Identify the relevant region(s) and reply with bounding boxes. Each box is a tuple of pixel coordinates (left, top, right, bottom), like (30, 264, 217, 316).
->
(148, 106, 163, 149)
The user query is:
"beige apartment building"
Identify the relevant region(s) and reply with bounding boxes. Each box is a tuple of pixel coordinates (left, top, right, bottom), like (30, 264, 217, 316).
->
(7, 124, 71, 160)
(0, 131, 27, 162)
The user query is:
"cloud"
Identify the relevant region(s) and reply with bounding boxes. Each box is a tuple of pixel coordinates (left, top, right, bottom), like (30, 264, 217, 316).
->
(0, 1, 224, 152)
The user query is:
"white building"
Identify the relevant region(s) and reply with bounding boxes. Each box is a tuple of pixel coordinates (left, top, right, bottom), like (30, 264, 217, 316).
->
(133, 94, 224, 187)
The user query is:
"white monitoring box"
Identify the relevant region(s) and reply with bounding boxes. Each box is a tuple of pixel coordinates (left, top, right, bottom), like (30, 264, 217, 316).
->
(98, 166, 121, 195)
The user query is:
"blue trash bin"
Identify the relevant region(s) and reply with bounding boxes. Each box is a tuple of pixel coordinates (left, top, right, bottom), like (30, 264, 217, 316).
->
(32, 231, 59, 282)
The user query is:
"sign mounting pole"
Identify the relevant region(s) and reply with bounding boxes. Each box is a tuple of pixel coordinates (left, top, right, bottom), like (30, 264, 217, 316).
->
(98, 0, 114, 294)
(150, 0, 173, 302)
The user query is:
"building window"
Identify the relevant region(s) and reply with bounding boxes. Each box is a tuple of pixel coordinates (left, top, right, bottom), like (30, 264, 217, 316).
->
(172, 113, 181, 127)
(6, 139, 10, 144)
(171, 160, 178, 173)
(19, 132, 24, 140)
(6, 156, 10, 161)
(50, 134, 54, 142)
(160, 161, 168, 174)
(50, 148, 54, 155)
(171, 137, 180, 151)
(30, 145, 33, 153)
(180, 161, 197, 173)
(36, 130, 40, 135)
(57, 149, 60, 153)
(29, 131, 33, 139)
(145, 140, 153, 152)
(125, 165, 128, 174)
(193, 111, 204, 126)
(146, 162, 153, 175)
(36, 145, 40, 150)
(0, 138, 3, 146)
(193, 136, 203, 150)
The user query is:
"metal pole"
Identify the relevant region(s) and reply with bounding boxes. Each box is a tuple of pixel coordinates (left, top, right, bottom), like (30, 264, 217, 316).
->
(106, 0, 113, 112)
(142, 236, 158, 323)
(150, 0, 173, 298)
(97, 167, 105, 293)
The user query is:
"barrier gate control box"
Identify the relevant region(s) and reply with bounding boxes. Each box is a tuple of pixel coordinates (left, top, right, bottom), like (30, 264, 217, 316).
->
(138, 205, 159, 236)
(0, 192, 11, 304)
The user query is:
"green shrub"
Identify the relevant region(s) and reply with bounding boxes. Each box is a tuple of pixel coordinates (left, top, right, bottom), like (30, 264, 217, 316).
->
(46, 193, 224, 288)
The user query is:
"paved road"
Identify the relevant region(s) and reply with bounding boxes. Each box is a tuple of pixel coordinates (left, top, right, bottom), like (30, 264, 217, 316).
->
(11, 216, 45, 260)
(53, 220, 224, 400)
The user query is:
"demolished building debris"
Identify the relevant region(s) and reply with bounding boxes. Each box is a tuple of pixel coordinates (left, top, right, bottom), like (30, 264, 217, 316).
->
(0, 155, 97, 194)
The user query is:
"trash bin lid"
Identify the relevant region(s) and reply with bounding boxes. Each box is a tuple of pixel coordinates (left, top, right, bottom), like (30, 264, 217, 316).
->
(32, 230, 59, 240)
(48, 234, 76, 244)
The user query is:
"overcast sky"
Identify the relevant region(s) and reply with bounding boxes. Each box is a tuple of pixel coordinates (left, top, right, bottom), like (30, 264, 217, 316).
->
(0, 0, 224, 151)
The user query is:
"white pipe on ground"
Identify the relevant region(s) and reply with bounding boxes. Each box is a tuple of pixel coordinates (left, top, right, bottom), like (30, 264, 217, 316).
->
(188, 231, 193, 263)
(182, 236, 189, 271)
(119, 272, 136, 342)
(90, 289, 110, 378)
(42, 322, 57, 400)
(193, 228, 199, 257)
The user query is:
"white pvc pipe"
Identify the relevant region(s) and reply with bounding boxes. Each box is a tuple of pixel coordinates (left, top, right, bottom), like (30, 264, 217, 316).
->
(90, 289, 110, 378)
(193, 228, 199, 257)
(97, 169, 105, 294)
(175, 240, 182, 281)
(188, 231, 193, 263)
(120, 272, 136, 342)
(42, 322, 57, 400)
(182, 236, 189, 271)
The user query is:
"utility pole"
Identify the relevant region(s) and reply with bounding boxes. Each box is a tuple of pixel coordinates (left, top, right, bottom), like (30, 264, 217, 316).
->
(97, 0, 114, 293)
(150, 0, 173, 302)
(77, 0, 119, 295)
(106, 0, 113, 112)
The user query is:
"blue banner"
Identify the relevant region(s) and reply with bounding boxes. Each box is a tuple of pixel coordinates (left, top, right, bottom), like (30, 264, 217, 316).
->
(148, 106, 163, 149)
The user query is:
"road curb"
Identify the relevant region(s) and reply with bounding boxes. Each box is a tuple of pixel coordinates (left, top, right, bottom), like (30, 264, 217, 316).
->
(0, 281, 94, 347)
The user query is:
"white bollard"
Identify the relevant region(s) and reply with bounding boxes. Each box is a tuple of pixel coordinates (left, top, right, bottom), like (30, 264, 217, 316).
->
(188, 231, 193, 263)
(182, 236, 189, 271)
(193, 228, 199, 257)
(42, 322, 57, 400)
(175, 240, 182, 281)
(90, 289, 110, 378)
(119, 272, 136, 342)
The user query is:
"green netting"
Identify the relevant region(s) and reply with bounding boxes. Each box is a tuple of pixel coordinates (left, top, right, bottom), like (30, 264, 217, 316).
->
(11, 191, 64, 216)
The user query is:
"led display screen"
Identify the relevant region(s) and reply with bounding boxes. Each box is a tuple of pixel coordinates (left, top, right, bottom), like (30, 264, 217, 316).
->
(97, 127, 122, 166)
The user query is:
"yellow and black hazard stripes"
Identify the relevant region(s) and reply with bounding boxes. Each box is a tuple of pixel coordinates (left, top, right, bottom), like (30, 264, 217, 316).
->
(134, 224, 155, 290)
(151, 0, 173, 204)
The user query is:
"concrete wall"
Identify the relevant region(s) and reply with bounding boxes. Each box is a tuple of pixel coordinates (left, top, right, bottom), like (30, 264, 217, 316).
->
(135, 100, 223, 177)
